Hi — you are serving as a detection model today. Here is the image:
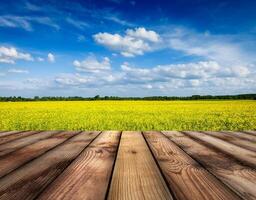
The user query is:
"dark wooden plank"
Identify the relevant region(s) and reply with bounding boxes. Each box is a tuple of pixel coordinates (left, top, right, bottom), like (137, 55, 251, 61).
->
(163, 131, 256, 200)
(202, 131, 256, 152)
(108, 131, 173, 200)
(0, 130, 40, 145)
(0, 131, 100, 200)
(37, 131, 121, 200)
(143, 131, 241, 200)
(0, 131, 80, 178)
(0, 131, 25, 138)
(183, 131, 256, 168)
(0, 130, 60, 157)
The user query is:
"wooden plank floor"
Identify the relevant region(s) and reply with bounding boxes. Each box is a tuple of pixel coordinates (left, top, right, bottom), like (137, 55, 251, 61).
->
(0, 131, 255, 200)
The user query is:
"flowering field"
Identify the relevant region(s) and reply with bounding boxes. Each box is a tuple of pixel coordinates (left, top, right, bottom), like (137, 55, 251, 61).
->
(0, 100, 255, 130)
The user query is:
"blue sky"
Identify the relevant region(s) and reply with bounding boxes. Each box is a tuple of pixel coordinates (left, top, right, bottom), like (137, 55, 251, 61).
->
(0, 0, 256, 97)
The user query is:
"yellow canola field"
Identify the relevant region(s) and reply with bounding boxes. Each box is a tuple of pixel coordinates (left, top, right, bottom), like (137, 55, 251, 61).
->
(0, 100, 255, 130)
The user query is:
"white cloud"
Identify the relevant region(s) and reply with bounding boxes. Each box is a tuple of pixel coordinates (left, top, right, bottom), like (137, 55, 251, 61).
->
(66, 17, 89, 30)
(47, 53, 55, 63)
(0, 15, 59, 31)
(54, 59, 254, 95)
(8, 68, 29, 74)
(93, 27, 160, 57)
(126, 27, 160, 42)
(104, 16, 135, 27)
(37, 57, 44, 62)
(121, 61, 250, 82)
(73, 56, 111, 73)
(0, 46, 33, 64)
(164, 27, 253, 66)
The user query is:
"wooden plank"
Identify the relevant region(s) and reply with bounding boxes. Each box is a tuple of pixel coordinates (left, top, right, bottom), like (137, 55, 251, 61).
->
(37, 131, 121, 200)
(0, 130, 40, 145)
(183, 131, 256, 168)
(0, 131, 80, 178)
(0, 131, 100, 200)
(243, 131, 256, 136)
(0, 130, 60, 157)
(143, 131, 241, 200)
(0, 131, 25, 138)
(108, 131, 173, 200)
(202, 131, 256, 152)
(163, 131, 256, 200)
(222, 131, 256, 143)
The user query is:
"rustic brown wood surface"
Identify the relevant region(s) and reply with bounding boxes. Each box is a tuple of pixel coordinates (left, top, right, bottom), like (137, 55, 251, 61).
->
(37, 131, 120, 200)
(183, 131, 256, 168)
(0, 131, 99, 200)
(0, 131, 79, 178)
(163, 131, 256, 200)
(0, 131, 27, 139)
(243, 131, 256, 136)
(143, 131, 241, 200)
(0, 130, 60, 156)
(107, 131, 172, 200)
(202, 131, 256, 152)
(0, 130, 255, 200)
(0, 131, 41, 145)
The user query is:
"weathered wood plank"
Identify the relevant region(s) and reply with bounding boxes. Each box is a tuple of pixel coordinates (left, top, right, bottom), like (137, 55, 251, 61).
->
(108, 131, 173, 200)
(222, 131, 256, 143)
(143, 131, 241, 200)
(243, 131, 256, 136)
(183, 131, 256, 168)
(163, 131, 256, 200)
(0, 130, 40, 145)
(37, 131, 121, 200)
(0, 131, 80, 178)
(0, 131, 25, 138)
(0, 131, 100, 200)
(0, 130, 60, 157)
(202, 131, 256, 152)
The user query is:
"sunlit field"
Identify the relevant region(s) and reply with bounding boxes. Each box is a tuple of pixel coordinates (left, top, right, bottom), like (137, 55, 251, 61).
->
(0, 100, 255, 131)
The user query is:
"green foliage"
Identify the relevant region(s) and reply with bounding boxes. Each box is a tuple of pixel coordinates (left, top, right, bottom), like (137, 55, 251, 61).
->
(0, 94, 256, 102)
(0, 101, 255, 131)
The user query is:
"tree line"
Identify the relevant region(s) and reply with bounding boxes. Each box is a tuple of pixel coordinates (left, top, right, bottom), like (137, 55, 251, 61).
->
(0, 94, 255, 102)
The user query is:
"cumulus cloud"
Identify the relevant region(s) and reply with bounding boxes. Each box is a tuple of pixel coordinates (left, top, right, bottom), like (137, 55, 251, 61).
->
(73, 56, 111, 73)
(93, 27, 160, 57)
(126, 27, 160, 42)
(54, 59, 253, 94)
(0, 46, 33, 64)
(47, 53, 55, 63)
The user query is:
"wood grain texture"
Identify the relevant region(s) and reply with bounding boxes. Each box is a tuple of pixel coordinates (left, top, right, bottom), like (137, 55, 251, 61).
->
(202, 131, 256, 152)
(108, 131, 173, 200)
(0, 130, 40, 145)
(37, 131, 121, 200)
(0, 131, 100, 200)
(221, 131, 256, 143)
(0, 131, 79, 178)
(163, 131, 256, 200)
(0, 131, 25, 139)
(143, 131, 241, 200)
(243, 131, 256, 136)
(0, 130, 60, 157)
(183, 131, 256, 168)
